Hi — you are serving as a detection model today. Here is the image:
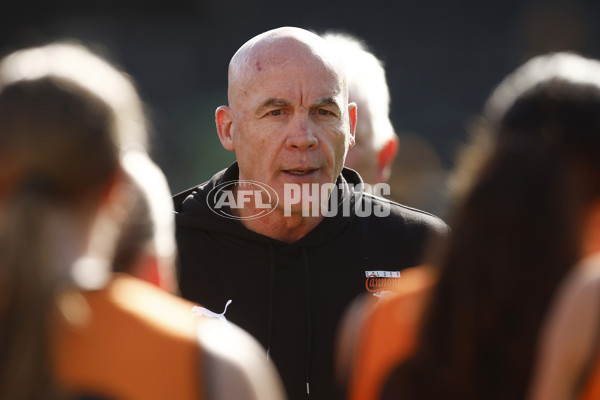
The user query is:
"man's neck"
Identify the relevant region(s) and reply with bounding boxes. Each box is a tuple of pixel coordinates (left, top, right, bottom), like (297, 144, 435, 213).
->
(234, 207, 323, 243)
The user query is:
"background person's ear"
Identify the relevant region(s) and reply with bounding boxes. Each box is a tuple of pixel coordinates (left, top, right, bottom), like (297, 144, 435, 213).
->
(216, 106, 235, 151)
(376, 135, 399, 183)
(348, 102, 357, 147)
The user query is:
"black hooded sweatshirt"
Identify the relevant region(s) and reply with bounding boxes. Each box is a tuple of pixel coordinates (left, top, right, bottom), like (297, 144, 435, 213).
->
(174, 163, 447, 400)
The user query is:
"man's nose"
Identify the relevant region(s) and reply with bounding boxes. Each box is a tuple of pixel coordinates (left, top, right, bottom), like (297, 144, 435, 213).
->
(285, 115, 318, 150)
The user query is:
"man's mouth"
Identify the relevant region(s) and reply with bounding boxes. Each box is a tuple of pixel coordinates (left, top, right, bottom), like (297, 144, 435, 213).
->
(284, 169, 317, 176)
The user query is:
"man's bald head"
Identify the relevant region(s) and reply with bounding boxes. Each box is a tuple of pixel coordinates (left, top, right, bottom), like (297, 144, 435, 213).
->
(227, 27, 347, 108)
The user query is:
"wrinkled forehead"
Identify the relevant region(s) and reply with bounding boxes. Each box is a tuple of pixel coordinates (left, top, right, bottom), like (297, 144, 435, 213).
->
(228, 31, 347, 104)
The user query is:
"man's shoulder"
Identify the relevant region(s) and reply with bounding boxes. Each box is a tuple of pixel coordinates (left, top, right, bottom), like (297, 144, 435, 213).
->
(172, 185, 201, 211)
(360, 192, 448, 235)
(172, 164, 237, 211)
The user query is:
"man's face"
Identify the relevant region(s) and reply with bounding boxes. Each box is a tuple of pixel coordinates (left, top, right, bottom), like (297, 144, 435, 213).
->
(227, 50, 356, 213)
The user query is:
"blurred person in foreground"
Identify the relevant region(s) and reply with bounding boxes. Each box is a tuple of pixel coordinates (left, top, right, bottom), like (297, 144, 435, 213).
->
(338, 51, 600, 400)
(173, 26, 447, 400)
(528, 254, 600, 400)
(321, 32, 398, 191)
(527, 59, 600, 399)
(0, 41, 284, 400)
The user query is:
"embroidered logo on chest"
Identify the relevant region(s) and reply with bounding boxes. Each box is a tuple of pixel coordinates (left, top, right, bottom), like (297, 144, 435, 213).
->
(364, 270, 402, 293)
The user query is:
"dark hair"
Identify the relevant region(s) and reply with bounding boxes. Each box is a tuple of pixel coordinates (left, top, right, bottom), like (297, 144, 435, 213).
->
(0, 43, 146, 400)
(383, 53, 600, 400)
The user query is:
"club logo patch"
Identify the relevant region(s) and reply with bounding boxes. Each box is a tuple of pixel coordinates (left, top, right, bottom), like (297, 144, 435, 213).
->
(365, 270, 401, 292)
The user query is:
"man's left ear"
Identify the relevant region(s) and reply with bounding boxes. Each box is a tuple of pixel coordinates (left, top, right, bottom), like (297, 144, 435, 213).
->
(348, 102, 357, 147)
(216, 106, 235, 152)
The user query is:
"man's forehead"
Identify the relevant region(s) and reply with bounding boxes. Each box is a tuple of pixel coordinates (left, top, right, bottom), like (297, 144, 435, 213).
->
(243, 71, 345, 106)
(235, 43, 341, 80)
(231, 60, 346, 110)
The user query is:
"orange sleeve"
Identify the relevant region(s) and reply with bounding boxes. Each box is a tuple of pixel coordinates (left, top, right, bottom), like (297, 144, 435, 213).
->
(580, 354, 600, 400)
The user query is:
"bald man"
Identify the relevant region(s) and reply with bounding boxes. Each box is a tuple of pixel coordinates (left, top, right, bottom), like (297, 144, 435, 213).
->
(174, 27, 447, 400)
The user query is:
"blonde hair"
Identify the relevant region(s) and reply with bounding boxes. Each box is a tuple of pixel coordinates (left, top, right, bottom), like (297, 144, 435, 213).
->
(114, 151, 177, 293)
(0, 42, 147, 399)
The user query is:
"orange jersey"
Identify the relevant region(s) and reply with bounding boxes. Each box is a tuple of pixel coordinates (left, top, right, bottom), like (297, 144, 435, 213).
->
(53, 274, 203, 400)
(580, 351, 600, 400)
(347, 265, 436, 400)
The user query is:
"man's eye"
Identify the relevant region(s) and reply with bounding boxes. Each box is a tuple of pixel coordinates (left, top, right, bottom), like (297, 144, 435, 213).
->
(270, 109, 282, 116)
(318, 109, 331, 116)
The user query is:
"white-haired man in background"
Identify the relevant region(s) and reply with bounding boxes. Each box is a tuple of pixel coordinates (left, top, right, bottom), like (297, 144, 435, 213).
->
(322, 32, 399, 188)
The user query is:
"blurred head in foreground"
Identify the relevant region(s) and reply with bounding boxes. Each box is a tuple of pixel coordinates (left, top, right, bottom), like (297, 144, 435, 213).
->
(383, 52, 600, 400)
(0, 41, 146, 399)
